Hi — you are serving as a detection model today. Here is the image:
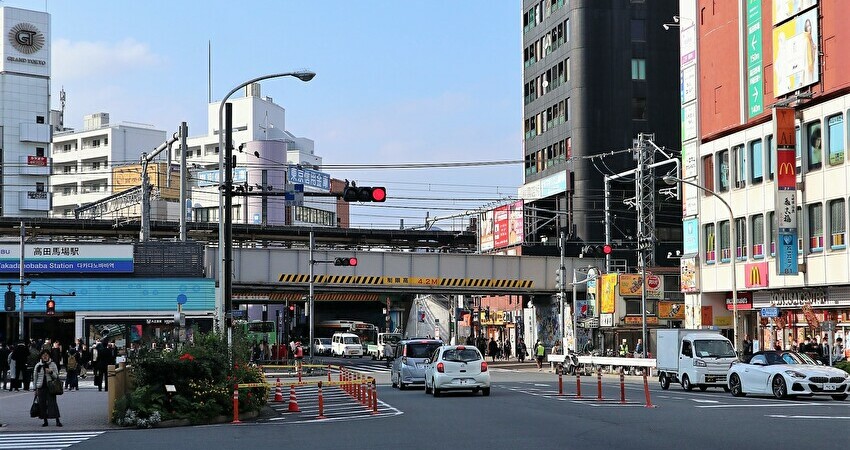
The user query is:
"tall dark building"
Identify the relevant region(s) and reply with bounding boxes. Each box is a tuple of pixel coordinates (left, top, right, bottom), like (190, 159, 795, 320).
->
(520, 0, 681, 262)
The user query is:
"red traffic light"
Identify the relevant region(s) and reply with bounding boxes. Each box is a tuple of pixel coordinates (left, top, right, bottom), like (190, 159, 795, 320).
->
(370, 187, 386, 202)
(334, 257, 357, 267)
(602, 244, 613, 255)
(289, 304, 295, 312)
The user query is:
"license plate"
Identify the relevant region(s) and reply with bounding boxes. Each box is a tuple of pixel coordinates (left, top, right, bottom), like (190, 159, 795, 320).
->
(824, 383, 838, 391)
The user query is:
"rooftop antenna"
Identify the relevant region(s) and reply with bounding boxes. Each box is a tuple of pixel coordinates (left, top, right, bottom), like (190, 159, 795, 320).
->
(59, 87, 66, 129)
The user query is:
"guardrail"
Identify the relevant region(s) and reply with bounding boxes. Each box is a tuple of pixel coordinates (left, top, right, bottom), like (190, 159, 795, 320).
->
(547, 355, 657, 376)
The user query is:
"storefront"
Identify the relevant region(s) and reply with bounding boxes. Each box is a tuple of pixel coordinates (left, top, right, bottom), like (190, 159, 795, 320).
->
(754, 287, 850, 350)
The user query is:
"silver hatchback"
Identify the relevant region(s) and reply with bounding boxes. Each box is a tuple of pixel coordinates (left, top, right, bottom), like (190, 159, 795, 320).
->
(391, 339, 443, 390)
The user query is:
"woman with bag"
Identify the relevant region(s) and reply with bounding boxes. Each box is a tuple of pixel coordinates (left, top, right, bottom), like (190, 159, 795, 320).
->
(33, 350, 62, 427)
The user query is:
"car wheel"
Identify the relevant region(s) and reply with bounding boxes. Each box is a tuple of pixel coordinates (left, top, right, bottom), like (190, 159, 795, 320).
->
(831, 394, 848, 401)
(699, 385, 708, 392)
(433, 387, 441, 397)
(729, 374, 745, 397)
(372, 354, 377, 361)
(399, 381, 406, 391)
(424, 381, 432, 394)
(482, 387, 490, 397)
(659, 375, 670, 390)
(472, 387, 480, 393)
(772, 376, 788, 399)
(681, 374, 694, 391)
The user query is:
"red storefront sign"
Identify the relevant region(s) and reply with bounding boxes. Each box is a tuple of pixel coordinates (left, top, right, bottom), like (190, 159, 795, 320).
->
(726, 291, 754, 310)
(27, 155, 47, 166)
(744, 262, 769, 288)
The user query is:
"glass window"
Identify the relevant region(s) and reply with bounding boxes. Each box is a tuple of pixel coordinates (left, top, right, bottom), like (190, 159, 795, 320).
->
(752, 214, 765, 259)
(631, 59, 646, 80)
(733, 145, 746, 188)
(827, 114, 844, 166)
(632, 98, 646, 120)
(704, 224, 716, 264)
(749, 139, 763, 183)
(795, 126, 802, 173)
(769, 211, 776, 256)
(735, 217, 747, 260)
(702, 155, 714, 193)
(809, 203, 823, 252)
(766, 135, 775, 180)
(631, 19, 646, 41)
(830, 199, 846, 249)
(719, 220, 731, 262)
(807, 121, 822, 170)
(717, 150, 730, 192)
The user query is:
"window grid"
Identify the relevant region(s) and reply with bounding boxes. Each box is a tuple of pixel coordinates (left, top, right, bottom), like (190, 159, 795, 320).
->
(752, 215, 764, 259)
(735, 218, 747, 260)
(719, 220, 731, 262)
(704, 224, 716, 264)
(809, 203, 823, 252)
(830, 199, 845, 249)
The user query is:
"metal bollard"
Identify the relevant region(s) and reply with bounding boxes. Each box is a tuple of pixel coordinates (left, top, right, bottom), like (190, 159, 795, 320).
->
(620, 370, 626, 404)
(643, 372, 655, 408)
(339, 366, 343, 382)
(597, 369, 603, 401)
(328, 364, 332, 382)
(576, 373, 582, 398)
(371, 378, 378, 414)
(317, 381, 326, 419)
(358, 377, 364, 404)
(558, 372, 563, 396)
(231, 385, 241, 424)
(366, 378, 373, 408)
(298, 366, 302, 383)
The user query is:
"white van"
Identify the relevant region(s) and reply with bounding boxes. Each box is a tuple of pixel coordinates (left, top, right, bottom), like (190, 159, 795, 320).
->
(332, 332, 364, 358)
(656, 329, 738, 391)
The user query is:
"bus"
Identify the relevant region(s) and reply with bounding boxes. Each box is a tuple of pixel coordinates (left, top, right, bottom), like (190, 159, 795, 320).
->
(317, 320, 378, 351)
(239, 320, 277, 345)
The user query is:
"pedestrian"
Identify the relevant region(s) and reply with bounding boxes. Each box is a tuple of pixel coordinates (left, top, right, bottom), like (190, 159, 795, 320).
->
(0, 343, 9, 390)
(534, 340, 545, 371)
(618, 339, 629, 357)
(488, 338, 498, 363)
(10, 342, 28, 391)
(65, 347, 80, 391)
(743, 335, 754, 356)
(33, 350, 62, 427)
(833, 337, 845, 364)
(50, 341, 62, 372)
(635, 339, 644, 357)
(25, 341, 40, 390)
(92, 340, 107, 391)
(821, 335, 831, 361)
(516, 338, 526, 363)
(104, 341, 116, 392)
(551, 340, 562, 356)
(383, 340, 394, 368)
(502, 339, 512, 361)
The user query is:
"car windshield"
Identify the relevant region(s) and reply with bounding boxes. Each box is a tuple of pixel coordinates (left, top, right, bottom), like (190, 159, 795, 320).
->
(693, 339, 736, 358)
(344, 337, 360, 344)
(770, 352, 817, 365)
(406, 343, 442, 358)
(442, 348, 481, 363)
(383, 335, 401, 344)
(319, 339, 331, 344)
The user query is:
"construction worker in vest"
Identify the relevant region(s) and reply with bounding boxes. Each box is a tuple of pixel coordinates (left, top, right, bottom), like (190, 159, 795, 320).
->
(294, 341, 304, 373)
(619, 339, 629, 357)
(534, 340, 545, 371)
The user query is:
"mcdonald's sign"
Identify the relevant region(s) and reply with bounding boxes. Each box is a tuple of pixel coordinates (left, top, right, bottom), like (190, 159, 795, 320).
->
(776, 149, 796, 189)
(744, 262, 769, 288)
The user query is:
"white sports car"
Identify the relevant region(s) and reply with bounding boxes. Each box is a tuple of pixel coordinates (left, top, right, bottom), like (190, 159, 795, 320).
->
(727, 351, 850, 400)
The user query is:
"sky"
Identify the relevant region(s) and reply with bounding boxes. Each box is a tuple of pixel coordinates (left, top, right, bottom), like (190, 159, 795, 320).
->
(8, 0, 522, 230)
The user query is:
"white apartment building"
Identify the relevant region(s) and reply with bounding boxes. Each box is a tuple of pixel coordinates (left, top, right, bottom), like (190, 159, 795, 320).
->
(183, 83, 336, 227)
(0, 7, 51, 217)
(51, 113, 167, 218)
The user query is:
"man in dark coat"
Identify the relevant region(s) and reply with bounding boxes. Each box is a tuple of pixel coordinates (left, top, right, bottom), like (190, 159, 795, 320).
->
(0, 343, 10, 390)
(92, 340, 106, 391)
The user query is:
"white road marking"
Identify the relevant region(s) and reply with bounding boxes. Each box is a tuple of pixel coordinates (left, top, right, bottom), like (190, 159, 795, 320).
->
(691, 399, 719, 403)
(767, 415, 850, 420)
(696, 402, 824, 408)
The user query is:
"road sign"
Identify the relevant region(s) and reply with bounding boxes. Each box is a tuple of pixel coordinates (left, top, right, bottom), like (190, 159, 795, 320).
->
(230, 309, 245, 319)
(176, 293, 187, 305)
(760, 307, 779, 318)
(746, 0, 763, 118)
(646, 275, 661, 290)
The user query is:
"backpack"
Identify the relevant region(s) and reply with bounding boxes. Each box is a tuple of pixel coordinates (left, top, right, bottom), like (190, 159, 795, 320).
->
(67, 354, 78, 370)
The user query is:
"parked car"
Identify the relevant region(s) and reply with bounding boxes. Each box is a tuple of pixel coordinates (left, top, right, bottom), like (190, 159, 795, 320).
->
(424, 345, 490, 397)
(332, 332, 363, 358)
(727, 351, 850, 400)
(313, 338, 332, 356)
(390, 339, 443, 390)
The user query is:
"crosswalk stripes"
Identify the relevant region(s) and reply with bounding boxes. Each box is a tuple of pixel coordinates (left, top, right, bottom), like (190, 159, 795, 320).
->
(339, 364, 391, 374)
(0, 431, 104, 449)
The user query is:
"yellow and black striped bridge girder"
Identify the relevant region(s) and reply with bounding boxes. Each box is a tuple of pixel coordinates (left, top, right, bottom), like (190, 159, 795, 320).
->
(277, 274, 533, 289)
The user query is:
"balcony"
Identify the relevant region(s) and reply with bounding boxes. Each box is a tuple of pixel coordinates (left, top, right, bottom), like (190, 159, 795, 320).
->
(19, 155, 50, 176)
(19, 190, 50, 211)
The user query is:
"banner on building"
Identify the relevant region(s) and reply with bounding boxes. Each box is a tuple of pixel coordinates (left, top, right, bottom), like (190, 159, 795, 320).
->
(0, 244, 134, 273)
(774, 106, 799, 275)
(659, 301, 686, 320)
(618, 274, 663, 299)
(680, 257, 699, 293)
(600, 274, 617, 314)
(773, 8, 819, 96)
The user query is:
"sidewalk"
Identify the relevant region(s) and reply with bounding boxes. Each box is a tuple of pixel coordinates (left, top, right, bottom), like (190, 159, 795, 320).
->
(0, 377, 118, 432)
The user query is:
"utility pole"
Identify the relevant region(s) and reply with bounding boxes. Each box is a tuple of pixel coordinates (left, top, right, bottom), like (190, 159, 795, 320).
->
(224, 103, 234, 348)
(635, 133, 655, 358)
(308, 231, 315, 360)
(179, 121, 188, 242)
(18, 222, 25, 340)
(558, 231, 569, 350)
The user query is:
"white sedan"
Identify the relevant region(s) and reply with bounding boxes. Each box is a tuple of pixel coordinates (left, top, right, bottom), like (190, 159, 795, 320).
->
(727, 351, 850, 400)
(424, 345, 491, 397)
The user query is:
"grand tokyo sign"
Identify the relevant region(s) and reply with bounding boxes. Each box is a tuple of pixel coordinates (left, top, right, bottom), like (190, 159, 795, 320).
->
(6, 22, 46, 66)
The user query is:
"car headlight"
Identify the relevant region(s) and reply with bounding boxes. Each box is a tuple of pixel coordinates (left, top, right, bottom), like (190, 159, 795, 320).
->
(784, 370, 806, 379)
(693, 359, 706, 367)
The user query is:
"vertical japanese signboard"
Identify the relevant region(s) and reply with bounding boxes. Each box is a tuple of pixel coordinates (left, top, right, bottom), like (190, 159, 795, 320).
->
(774, 107, 798, 275)
(746, 0, 763, 118)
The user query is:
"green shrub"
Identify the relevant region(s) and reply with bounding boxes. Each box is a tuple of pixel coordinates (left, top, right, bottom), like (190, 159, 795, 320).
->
(836, 361, 850, 374)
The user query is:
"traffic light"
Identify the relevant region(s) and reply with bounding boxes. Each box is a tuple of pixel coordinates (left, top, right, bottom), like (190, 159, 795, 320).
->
(342, 183, 386, 202)
(555, 267, 564, 291)
(4, 290, 15, 312)
(334, 257, 358, 266)
(45, 298, 56, 315)
(581, 244, 615, 257)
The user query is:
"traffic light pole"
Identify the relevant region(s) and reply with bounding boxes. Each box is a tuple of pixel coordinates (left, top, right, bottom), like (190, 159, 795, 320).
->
(308, 231, 315, 360)
(18, 222, 25, 341)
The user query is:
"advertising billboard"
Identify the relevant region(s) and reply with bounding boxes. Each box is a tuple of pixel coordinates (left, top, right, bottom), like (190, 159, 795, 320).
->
(479, 210, 495, 252)
(480, 201, 523, 251)
(113, 163, 180, 200)
(1, 9, 50, 77)
(600, 274, 617, 314)
(287, 165, 331, 191)
(772, 8, 819, 97)
(772, 0, 817, 26)
(618, 274, 663, 299)
(680, 257, 699, 293)
(659, 302, 686, 320)
(745, 262, 770, 288)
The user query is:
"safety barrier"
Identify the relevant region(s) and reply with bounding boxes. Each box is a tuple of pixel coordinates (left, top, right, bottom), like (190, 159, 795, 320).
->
(550, 368, 655, 408)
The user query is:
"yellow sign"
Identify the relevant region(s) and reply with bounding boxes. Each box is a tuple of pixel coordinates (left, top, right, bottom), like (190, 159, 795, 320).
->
(600, 274, 617, 314)
(624, 316, 659, 325)
(113, 163, 179, 199)
(714, 316, 733, 327)
(618, 274, 664, 299)
(658, 301, 685, 320)
(481, 310, 506, 326)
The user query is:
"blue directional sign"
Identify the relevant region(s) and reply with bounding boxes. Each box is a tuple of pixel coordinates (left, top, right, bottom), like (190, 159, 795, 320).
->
(760, 307, 779, 318)
(776, 231, 799, 275)
(176, 294, 187, 305)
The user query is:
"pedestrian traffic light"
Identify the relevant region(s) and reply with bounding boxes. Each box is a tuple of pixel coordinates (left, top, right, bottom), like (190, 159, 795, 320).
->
(45, 298, 56, 315)
(334, 257, 358, 266)
(4, 289, 15, 312)
(342, 182, 386, 202)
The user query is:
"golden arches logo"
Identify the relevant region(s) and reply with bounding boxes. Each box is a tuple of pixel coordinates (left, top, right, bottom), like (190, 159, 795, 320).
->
(778, 162, 794, 176)
(749, 265, 762, 286)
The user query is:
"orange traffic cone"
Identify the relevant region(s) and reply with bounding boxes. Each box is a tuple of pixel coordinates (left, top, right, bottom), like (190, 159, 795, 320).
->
(274, 378, 284, 402)
(288, 385, 300, 413)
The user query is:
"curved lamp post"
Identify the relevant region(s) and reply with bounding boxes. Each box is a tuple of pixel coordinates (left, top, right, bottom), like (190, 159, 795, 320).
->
(663, 175, 739, 351)
(217, 71, 315, 335)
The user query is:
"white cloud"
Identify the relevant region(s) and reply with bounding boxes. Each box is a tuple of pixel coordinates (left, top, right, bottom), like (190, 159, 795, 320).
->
(52, 38, 164, 79)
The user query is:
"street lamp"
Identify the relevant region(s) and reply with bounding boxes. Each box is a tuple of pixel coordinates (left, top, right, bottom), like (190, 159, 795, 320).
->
(663, 175, 739, 351)
(217, 70, 315, 338)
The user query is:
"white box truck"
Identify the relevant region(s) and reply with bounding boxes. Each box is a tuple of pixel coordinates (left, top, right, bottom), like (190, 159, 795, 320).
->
(656, 329, 738, 392)
(367, 333, 402, 360)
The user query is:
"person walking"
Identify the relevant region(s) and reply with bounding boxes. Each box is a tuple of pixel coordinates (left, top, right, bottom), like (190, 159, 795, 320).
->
(534, 340, 545, 371)
(0, 343, 9, 391)
(832, 337, 845, 364)
(516, 338, 527, 363)
(11, 342, 29, 391)
(488, 338, 498, 363)
(64, 347, 80, 391)
(383, 340, 394, 368)
(33, 350, 62, 427)
(92, 340, 107, 391)
(502, 339, 512, 361)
